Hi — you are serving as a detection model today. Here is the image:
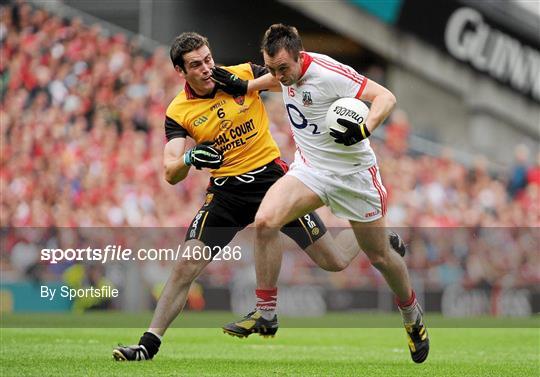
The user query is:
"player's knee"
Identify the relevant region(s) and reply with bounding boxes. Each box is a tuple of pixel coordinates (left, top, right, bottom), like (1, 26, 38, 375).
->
(171, 258, 205, 284)
(319, 253, 348, 272)
(322, 259, 347, 272)
(334, 257, 349, 271)
(254, 211, 281, 236)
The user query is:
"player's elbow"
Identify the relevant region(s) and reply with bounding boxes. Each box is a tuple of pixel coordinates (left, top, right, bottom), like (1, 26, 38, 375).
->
(164, 172, 178, 185)
(385, 90, 397, 111)
(164, 166, 183, 185)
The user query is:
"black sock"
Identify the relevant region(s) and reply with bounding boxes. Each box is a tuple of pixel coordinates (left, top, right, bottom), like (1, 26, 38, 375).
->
(138, 332, 161, 359)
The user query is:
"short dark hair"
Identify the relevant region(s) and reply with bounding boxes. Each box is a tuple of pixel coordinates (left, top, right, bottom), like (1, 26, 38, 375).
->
(261, 24, 303, 61)
(170, 32, 210, 71)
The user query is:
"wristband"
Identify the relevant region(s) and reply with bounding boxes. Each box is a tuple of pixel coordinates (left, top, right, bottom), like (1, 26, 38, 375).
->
(359, 123, 371, 140)
(183, 150, 192, 166)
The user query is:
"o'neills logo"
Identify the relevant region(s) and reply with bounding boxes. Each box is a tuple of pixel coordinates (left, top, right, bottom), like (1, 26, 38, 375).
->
(333, 106, 364, 123)
(303, 214, 320, 236)
(233, 95, 245, 105)
(190, 210, 206, 238)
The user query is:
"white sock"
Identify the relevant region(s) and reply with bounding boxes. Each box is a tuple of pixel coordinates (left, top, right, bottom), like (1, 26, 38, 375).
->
(400, 302, 422, 324)
(147, 330, 163, 341)
(258, 308, 276, 321)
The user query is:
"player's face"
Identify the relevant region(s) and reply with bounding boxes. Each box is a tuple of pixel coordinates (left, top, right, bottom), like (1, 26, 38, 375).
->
(263, 49, 302, 86)
(180, 45, 215, 95)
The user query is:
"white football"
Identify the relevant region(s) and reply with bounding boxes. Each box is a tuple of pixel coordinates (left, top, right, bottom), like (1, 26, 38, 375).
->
(325, 97, 369, 133)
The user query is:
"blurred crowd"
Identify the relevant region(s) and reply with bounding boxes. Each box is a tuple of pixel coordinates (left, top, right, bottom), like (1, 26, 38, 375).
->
(1, 3, 539, 292)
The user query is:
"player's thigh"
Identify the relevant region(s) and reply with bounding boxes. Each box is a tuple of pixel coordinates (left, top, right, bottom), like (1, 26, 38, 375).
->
(300, 232, 345, 269)
(349, 216, 389, 257)
(257, 175, 324, 227)
(304, 227, 357, 258)
(172, 239, 213, 280)
(185, 198, 243, 255)
(281, 209, 327, 250)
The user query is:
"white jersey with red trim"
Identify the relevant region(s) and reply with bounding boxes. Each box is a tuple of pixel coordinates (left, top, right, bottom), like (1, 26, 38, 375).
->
(281, 52, 376, 174)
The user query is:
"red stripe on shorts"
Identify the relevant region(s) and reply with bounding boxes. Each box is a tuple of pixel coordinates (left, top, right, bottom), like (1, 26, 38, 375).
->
(369, 166, 386, 216)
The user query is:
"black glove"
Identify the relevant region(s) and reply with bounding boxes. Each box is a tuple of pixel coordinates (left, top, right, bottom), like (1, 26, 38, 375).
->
(329, 118, 371, 146)
(211, 66, 248, 96)
(183, 141, 223, 170)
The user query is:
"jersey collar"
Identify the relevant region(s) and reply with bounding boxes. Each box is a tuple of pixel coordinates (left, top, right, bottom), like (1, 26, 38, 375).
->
(299, 51, 313, 79)
(184, 82, 218, 100)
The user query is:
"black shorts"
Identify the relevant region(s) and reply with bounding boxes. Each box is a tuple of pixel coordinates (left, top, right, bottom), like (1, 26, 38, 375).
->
(185, 158, 327, 249)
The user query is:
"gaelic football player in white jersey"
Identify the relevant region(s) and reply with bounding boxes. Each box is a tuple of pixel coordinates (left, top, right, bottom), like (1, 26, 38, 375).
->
(213, 24, 429, 363)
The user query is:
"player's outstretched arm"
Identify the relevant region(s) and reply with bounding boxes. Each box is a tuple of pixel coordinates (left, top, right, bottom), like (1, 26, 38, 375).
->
(359, 79, 396, 134)
(164, 138, 190, 185)
(247, 73, 282, 93)
(211, 67, 281, 95)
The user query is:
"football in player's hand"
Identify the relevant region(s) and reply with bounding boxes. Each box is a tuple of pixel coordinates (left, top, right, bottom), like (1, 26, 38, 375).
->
(325, 97, 369, 134)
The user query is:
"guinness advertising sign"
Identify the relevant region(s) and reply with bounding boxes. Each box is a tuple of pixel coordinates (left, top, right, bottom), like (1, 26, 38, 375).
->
(397, 0, 540, 102)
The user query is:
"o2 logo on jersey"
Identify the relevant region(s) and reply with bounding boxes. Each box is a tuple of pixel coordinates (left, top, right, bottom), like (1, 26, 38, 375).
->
(286, 104, 321, 135)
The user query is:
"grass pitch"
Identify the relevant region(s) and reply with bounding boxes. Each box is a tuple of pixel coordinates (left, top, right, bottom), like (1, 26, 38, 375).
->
(1, 312, 538, 377)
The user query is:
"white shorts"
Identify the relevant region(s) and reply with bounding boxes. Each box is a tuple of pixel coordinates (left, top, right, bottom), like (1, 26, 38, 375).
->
(287, 161, 387, 222)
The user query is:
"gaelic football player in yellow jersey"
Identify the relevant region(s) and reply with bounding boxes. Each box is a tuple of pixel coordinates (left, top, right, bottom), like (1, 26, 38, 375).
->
(113, 32, 405, 362)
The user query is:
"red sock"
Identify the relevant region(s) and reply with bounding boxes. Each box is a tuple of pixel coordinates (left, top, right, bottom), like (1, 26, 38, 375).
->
(256, 288, 277, 316)
(396, 290, 416, 309)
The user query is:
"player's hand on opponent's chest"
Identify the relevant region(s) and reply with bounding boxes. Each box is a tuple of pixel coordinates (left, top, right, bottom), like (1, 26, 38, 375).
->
(184, 141, 224, 170)
(211, 66, 248, 96)
(329, 119, 371, 146)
